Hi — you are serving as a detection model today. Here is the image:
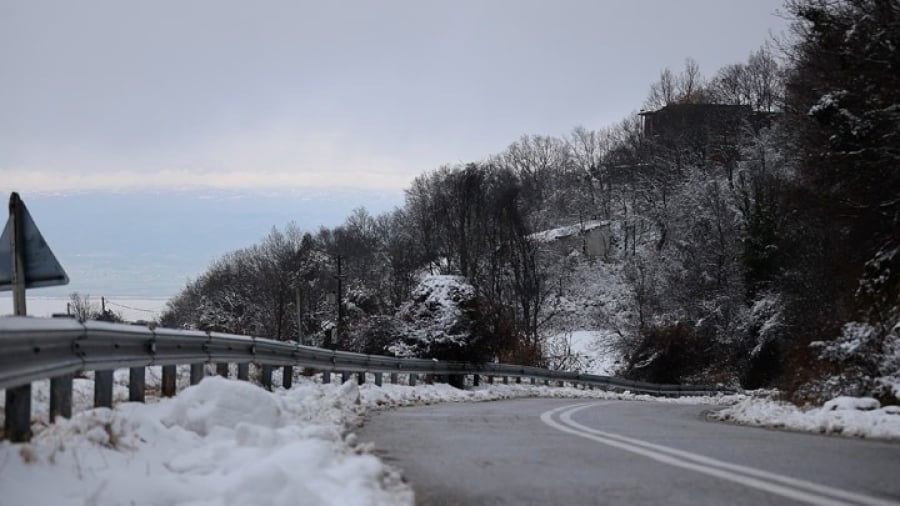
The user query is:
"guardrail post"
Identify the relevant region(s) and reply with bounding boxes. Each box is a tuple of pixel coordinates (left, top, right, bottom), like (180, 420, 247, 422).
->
(357, 372, 366, 385)
(238, 363, 249, 381)
(162, 365, 176, 397)
(94, 370, 114, 408)
(487, 375, 493, 385)
(322, 370, 331, 384)
(216, 363, 229, 378)
(283, 366, 293, 389)
(502, 376, 509, 385)
(261, 365, 273, 390)
(530, 377, 536, 385)
(473, 374, 480, 387)
(129, 368, 145, 402)
(341, 371, 351, 383)
(50, 375, 73, 421)
(515, 376, 522, 384)
(190, 363, 205, 385)
(5, 385, 32, 442)
(390, 373, 398, 384)
(447, 374, 464, 388)
(408, 373, 417, 386)
(544, 379, 550, 386)
(374, 372, 383, 386)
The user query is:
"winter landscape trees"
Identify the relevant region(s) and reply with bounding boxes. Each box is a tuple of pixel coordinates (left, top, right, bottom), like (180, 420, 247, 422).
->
(161, 0, 899, 404)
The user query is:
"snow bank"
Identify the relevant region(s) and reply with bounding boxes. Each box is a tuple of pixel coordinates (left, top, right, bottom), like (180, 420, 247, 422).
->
(710, 395, 900, 440)
(0, 377, 411, 506)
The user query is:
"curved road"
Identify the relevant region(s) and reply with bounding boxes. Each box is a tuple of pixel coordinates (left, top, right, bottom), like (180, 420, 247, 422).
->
(357, 398, 900, 505)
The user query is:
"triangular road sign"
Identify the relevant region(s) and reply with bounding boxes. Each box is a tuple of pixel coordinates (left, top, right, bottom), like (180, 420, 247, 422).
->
(0, 196, 69, 290)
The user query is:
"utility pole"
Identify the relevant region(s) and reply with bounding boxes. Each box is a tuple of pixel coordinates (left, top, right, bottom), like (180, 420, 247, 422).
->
(295, 284, 303, 345)
(335, 255, 343, 346)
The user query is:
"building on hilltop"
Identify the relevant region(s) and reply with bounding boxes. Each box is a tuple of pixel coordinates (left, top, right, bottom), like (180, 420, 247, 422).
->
(529, 220, 611, 260)
(638, 103, 776, 167)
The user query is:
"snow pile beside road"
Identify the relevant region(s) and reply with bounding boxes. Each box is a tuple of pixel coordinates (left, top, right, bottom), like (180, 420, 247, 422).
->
(710, 395, 900, 440)
(0, 377, 412, 506)
(358, 382, 735, 409)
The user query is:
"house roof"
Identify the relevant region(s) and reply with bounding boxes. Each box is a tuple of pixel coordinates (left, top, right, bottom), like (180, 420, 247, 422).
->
(529, 220, 609, 243)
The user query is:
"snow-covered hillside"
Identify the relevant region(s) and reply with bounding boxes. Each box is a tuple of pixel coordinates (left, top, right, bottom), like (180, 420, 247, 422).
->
(535, 222, 635, 375)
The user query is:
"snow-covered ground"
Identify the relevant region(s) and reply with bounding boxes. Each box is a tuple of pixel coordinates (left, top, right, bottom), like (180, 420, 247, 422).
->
(3, 371, 899, 505)
(545, 330, 624, 375)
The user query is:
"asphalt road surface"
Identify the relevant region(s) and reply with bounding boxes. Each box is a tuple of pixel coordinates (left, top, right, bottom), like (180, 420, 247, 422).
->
(357, 398, 900, 506)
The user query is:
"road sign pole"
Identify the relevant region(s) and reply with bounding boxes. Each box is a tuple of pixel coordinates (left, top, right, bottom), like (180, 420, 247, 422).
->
(10, 193, 26, 315)
(5, 193, 32, 441)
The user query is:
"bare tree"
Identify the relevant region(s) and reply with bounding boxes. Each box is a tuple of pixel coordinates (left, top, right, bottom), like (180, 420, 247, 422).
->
(68, 292, 97, 321)
(645, 67, 677, 109)
(677, 57, 705, 103)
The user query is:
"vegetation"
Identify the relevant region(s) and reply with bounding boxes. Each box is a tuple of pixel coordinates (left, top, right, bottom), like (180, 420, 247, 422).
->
(161, 0, 899, 403)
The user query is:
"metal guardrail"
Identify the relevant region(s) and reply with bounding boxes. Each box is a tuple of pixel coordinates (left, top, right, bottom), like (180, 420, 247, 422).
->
(0, 317, 737, 441)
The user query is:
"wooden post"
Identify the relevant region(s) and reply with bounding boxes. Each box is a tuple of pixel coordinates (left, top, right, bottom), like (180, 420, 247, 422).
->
(5, 193, 31, 441)
(322, 370, 331, 384)
(238, 363, 250, 381)
(357, 371, 366, 385)
(448, 374, 465, 389)
(94, 370, 114, 408)
(515, 376, 522, 384)
(190, 363, 205, 385)
(408, 373, 417, 386)
(341, 371, 351, 383)
(50, 374, 73, 421)
(374, 372, 383, 386)
(216, 363, 229, 378)
(161, 365, 176, 397)
(473, 374, 480, 387)
(261, 365, 273, 390)
(283, 366, 293, 389)
(129, 367, 145, 402)
(390, 373, 398, 384)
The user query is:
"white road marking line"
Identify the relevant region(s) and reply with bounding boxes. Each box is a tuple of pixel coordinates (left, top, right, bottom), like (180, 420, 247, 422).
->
(540, 403, 899, 506)
(557, 403, 898, 506)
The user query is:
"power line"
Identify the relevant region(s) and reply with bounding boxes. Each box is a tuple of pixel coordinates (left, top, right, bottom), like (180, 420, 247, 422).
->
(104, 300, 160, 314)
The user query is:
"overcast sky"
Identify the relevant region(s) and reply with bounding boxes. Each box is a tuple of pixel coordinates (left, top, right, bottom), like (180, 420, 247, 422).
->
(1, 0, 790, 194)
